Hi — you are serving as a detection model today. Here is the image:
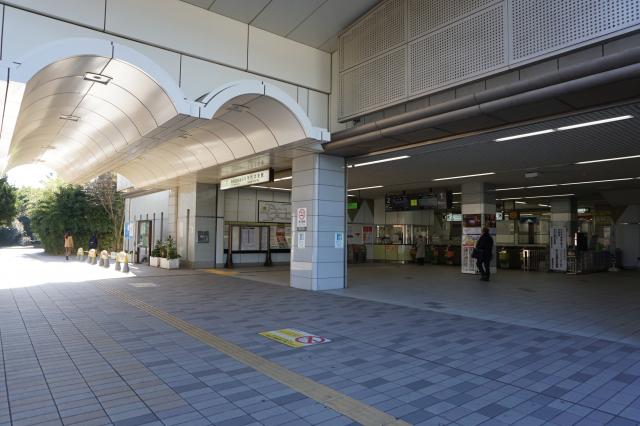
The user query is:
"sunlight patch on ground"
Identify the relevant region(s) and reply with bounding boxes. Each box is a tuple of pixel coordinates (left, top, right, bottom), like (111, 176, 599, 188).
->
(1, 247, 137, 289)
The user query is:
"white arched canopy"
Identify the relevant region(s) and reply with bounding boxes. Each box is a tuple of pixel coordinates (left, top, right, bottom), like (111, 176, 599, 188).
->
(1, 39, 328, 189)
(117, 80, 329, 188)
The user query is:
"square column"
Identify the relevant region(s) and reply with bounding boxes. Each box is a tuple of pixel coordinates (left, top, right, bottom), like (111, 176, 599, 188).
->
(290, 153, 346, 291)
(461, 182, 497, 274)
(549, 197, 577, 271)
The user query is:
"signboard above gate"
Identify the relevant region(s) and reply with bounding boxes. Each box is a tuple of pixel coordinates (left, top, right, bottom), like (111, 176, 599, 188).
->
(220, 168, 273, 190)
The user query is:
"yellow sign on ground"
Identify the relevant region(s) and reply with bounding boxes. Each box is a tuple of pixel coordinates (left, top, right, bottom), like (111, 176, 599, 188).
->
(259, 328, 330, 348)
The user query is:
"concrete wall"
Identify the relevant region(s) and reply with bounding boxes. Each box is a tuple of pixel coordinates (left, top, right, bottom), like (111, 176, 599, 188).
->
(123, 190, 171, 252)
(1, 2, 330, 128)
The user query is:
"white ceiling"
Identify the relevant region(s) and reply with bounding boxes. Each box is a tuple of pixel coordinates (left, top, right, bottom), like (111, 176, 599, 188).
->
(344, 104, 640, 204)
(179, 0, 380, 52)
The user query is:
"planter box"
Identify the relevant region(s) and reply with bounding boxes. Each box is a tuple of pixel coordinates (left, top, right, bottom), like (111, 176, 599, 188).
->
(149, 256, 160, 267)
(160, 258, 179, 269)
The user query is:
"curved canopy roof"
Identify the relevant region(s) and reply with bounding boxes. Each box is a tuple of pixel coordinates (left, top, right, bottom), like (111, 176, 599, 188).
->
(2, 43, 327, 189)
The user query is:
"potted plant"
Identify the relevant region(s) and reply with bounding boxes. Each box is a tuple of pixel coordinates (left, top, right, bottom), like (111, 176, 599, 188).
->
(150, 240, 164, 267)
(160, 236, 180, 269)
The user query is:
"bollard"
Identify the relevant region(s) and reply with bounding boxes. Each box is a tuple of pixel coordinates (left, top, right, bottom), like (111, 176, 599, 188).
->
(98, 257, 104, 266)
(88, 249, 96, 264)
(115, 258, 121, 271)
(76, 248, 84, 261)
(122, 253, 130, 273)
(100, 250, 109, 268)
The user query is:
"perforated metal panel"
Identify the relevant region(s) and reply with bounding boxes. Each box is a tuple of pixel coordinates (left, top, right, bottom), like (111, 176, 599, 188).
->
(339, 0, 406, 72)
(512, 0, 640, 61)
(339, 47, 407, 119)
(408, 0, 498, 40)
(409, 4, 506, 96)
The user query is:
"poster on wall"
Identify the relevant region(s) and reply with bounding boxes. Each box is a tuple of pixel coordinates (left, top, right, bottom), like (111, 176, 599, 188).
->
(241, 227, 260, 250)
(297, 232, 306, 249)
(362, 226, 373, 244)
(258, 201, 291, 223)
(550, 227, 567, 271)
(347, 224, 363, 244)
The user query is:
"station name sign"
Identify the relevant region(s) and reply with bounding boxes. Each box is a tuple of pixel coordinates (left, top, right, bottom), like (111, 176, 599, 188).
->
(220, 168, 273, 190)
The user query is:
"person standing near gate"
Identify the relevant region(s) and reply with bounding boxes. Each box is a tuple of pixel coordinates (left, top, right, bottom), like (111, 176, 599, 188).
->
(475, 227, 493, 281)
(64, 231, 74, 261)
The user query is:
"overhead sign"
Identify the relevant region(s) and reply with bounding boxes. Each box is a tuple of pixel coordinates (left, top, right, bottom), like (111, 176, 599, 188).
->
(220, 168, 273, 190)
(259, 329, 330, 348)
(296, 207, 307, 229)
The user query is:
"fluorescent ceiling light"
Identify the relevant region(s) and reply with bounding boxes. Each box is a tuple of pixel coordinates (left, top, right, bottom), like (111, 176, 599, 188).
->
(452, 192, 461, 195)
(515, 201, 527, 204)
(522, 193, 574, 199)
(525, 184, 558, 189)
(575, 154, 640, 164)
(452, 201, 460, 204)
(495, 129, 554, 142)
(433, 172, 495, 181)
(348, 185, 383, 191)
(496, 187, 525, 191)
(559, 178, 634, 186)
(351, 155, 410, 168)
(497, 197, 523, 201)
(538, 204, 550, 207)
(274, 176, 292, 182)
(84, 72, 112, 84)
(557, 115, 633, 131)
(250, 185, 291, 191)
(59, 114, 79, 121)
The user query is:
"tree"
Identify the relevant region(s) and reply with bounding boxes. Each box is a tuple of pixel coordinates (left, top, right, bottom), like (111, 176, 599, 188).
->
(30, 184, 110, 254)
(0, 176, 18, 226)
(85, 173, 125, 251)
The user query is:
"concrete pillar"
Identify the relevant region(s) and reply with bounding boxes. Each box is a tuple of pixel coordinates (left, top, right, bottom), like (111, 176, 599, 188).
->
(461, 182, 496, 274)
(290, 153, 346, 291)
(168, 187, 178, 240)
(550, 197, 578, 242)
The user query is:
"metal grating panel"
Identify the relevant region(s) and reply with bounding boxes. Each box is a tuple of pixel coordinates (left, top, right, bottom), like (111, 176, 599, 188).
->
(409, 4, 506, 96)
(408, 0, 498, 40)
(339, 47, 407, 119)
(512, 0, 640, 61)
(339, 0, 406, 71)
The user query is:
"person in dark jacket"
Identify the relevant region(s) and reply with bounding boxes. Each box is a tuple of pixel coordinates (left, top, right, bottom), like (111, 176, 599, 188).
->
(475, 227, 494, 281)
(88, 233, 98, 250)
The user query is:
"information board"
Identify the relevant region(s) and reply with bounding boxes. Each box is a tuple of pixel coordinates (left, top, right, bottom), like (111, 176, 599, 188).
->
(258, 201, 291, 223)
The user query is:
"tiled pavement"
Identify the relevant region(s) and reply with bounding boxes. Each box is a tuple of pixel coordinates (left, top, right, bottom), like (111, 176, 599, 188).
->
(1, 250, 640, 425)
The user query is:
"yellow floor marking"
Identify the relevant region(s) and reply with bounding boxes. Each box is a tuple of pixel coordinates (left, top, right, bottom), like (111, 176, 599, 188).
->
(98, 285, 409, 426)
(200, 268, 239, 277)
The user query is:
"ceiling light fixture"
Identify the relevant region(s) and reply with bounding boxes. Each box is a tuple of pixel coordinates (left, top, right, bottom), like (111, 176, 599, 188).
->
(84, 72, 112, 84)
(525, 184, 558, 189)
(495, 187, 525, 191)
(351, 155, 410, 168)
(250, 185, 291, 191)
(59, 114, 80, 121)
(538, 204, 550, 207)
(348, 185, 384, 191)
(274, 176, 292, 182)
(515, 201, 527, 204)
(495, 129, 555, 142)
(559, 178, 634, 186)
(452, 192, 462, 195)
(522, 193, 575, 199)
(557, 115, 633, 131)
(433, 172, 495, 181)
(497, 197, 523, 201)
(575, 154, 640, 164)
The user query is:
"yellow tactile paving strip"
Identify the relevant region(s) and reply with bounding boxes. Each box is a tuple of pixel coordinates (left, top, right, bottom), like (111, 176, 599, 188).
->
(201, 268, 239, 277)
(97, 285, 410, 426)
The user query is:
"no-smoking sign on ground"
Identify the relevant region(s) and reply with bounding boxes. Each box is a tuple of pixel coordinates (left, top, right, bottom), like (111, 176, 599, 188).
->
(260, 328, 330, 348)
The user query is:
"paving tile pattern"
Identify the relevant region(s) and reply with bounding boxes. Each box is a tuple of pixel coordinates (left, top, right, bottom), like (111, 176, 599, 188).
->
(1, 265, 640, 425)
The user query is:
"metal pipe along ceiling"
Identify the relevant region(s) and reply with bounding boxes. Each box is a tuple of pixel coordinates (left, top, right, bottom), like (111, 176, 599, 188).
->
(326, 47, 640, 152)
